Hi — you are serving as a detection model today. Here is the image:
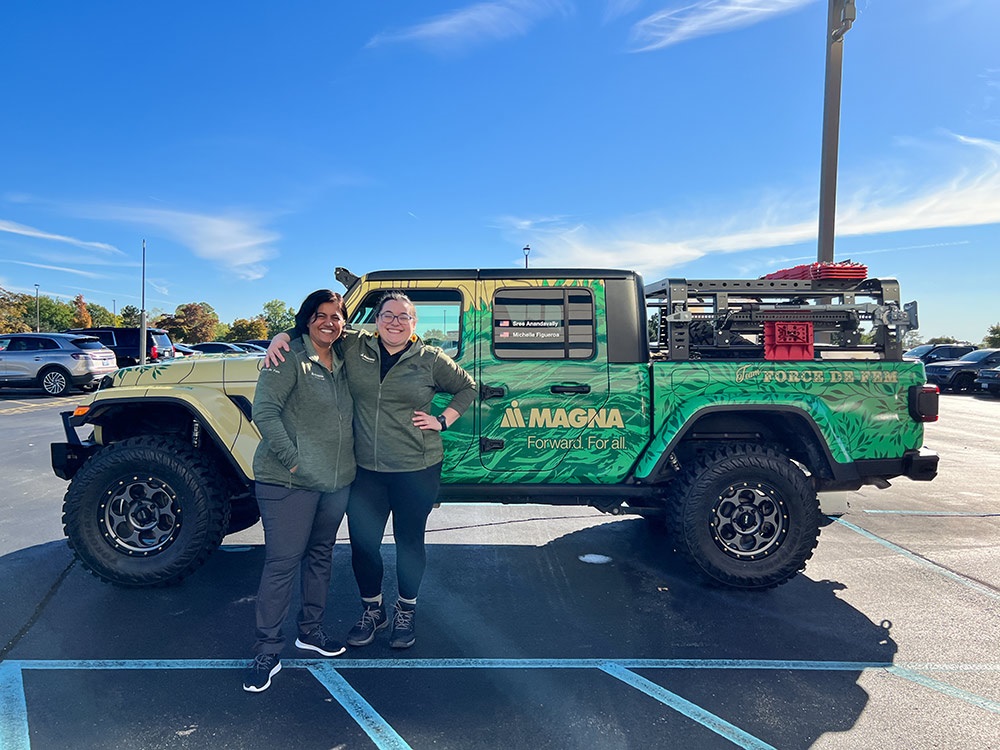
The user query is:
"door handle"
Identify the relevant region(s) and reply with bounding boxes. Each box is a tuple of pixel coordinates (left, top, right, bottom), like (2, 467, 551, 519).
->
(550, 384, 591, 394)
(480, 384, 506, 400)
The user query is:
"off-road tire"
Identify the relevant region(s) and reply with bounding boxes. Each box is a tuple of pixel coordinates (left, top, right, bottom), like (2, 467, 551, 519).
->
(38, 366, 71, 397)
(666, 443, 821, 590)
(61, 435, 229, 587)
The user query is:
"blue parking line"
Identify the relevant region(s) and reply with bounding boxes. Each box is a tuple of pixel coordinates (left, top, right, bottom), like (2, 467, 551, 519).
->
(888, 666, 1000, 715)
(0, 662, 30, 750)
(7, 658, 999, 671)
(599, 662, 777, 750)
(308, 664, 411, 750)
(863, 510, 1000, 517)
(835, 518, 1000, 601)
(4, 657, 999, 750)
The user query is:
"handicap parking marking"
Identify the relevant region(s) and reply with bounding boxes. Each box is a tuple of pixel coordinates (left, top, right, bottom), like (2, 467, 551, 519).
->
(3, 658, 999, 750)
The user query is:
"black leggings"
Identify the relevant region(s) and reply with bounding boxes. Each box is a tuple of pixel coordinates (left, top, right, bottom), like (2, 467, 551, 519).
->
(348, 463, 442, 601)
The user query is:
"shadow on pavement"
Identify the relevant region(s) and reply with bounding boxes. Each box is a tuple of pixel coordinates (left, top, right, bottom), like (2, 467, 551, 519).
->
(1, 518, 896, 749)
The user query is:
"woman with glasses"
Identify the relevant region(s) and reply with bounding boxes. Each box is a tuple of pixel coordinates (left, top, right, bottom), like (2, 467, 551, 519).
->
(266, 291, 476, 650)
(244, 290, 354, 693)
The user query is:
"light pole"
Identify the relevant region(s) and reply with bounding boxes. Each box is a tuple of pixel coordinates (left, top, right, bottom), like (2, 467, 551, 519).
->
(817, 0, 857, 263)
(140, 239, 148, 365)
(34, 284, 40, 332)
(523, 245, 530, 269)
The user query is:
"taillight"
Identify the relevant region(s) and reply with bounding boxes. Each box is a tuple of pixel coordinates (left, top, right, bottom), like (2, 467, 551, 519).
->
(70, 352, 93, 361)
(908, 384, 939, 423)
(150, 345, 158, 360)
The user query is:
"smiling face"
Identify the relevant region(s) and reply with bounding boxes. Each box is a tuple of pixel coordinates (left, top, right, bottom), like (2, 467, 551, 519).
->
(376, 297, 417, 353)
(307, 301, 345, 350)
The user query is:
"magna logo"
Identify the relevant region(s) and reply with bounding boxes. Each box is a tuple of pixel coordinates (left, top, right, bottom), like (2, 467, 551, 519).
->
(499, 400, 625, 429)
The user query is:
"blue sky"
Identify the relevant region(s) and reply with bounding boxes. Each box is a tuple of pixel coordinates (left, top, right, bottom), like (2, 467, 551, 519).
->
(1, 0, 998, 342)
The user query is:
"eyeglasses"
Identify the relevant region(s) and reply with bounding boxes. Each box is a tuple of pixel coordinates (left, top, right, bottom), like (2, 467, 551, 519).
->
(377, 312, 414, 324)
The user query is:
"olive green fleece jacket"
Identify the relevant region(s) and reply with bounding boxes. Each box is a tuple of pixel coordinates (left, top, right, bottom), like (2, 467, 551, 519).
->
(252, 335, 355, 492)
(285, 328, 477, 473)
(342, 330, 477, 472)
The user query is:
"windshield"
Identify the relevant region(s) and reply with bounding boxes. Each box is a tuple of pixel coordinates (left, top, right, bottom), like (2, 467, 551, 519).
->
(904, 345, 933, 358)
(959, 349, 995, 362)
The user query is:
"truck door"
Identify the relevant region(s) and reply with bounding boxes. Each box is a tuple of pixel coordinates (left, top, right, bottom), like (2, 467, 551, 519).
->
(476, 278, 612, 481)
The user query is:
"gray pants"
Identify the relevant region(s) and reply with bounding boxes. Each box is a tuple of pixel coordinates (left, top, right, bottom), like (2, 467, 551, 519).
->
(253, 482, 350, 655)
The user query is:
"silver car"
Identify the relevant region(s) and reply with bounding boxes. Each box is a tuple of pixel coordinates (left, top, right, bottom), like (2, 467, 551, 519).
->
(0, 332, 118, 397)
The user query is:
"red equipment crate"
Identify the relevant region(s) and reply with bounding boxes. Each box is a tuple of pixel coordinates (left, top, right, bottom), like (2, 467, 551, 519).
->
(764, 321, 814, 360)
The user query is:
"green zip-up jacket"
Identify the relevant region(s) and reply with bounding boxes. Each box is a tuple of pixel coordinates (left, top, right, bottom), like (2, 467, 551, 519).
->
(341, 330, 476, 472)
(252, 335, 355, 491)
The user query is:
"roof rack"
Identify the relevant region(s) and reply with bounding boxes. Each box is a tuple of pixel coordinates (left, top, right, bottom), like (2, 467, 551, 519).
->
(644, 276, 917, 361)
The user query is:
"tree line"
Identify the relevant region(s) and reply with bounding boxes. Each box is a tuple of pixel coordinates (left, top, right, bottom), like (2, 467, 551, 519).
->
(0, 287, 296, 344)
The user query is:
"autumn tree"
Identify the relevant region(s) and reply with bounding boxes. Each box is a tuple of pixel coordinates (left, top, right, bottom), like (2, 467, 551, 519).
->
(227, 317, 269, 342)
(157, 302, 219, 343)
(0, 287, 30, 334)
(71, 294, 93, 328)
(261, 299, 295, 337)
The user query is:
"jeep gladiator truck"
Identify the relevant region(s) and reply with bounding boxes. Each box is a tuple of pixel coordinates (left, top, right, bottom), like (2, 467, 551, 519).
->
(51, 266, 939, 590)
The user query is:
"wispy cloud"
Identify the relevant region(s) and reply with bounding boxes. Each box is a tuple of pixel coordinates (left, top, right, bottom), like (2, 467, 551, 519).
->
(502, 134, 1000, 277)
(0, 260, 107, 279)
(367, 0, 572, 53)
(81, 206, 279, 281)
(628, 0, 815, 52)
(0, 219, 123, 254)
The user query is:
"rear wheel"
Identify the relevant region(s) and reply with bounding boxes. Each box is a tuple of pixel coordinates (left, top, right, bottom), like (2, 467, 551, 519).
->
(38, 367, 71, 396)
(667, 443, 821, 590)
(62, 435, 229, 586)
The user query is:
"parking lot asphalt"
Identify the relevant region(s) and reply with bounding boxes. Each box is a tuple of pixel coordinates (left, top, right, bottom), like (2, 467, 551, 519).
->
(0, 390, 998, 749)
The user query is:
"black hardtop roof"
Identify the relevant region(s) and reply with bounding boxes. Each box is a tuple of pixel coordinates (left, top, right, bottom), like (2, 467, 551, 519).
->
(360, 268, 641, 282)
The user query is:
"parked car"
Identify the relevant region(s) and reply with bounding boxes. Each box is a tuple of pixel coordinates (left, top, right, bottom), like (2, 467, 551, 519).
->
(974, 366, 1000, 397)
(0, 332, 117, 396)
(187, 342, 256, 355)
(924, 348, 1000, 392)
(903, 343, 977, 364)
(172, 343, 202, 357)
(232, 342, 267, 353)
(239, 339, 272, 349)
(67, 326, 176, 368)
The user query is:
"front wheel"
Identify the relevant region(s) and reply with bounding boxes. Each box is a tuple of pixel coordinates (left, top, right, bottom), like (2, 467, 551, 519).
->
(38, 367, 71, 396)
(667, 444, 821, 590)
(954, 373, 975, 392)
(61, 435, 229, 587)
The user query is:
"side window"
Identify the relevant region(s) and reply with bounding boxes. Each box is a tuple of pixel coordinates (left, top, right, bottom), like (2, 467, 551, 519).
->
(492, 287, 595, 360)
(0, 337, 10, 351)
(37, 338, 59, 350)
(350, 289, 463, 357)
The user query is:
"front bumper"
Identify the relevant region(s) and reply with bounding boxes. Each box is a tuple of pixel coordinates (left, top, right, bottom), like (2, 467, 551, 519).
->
(50, 409, 99, 480)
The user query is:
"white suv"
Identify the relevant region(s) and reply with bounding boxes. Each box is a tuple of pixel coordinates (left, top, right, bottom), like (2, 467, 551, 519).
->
(0, 332, 118, 396)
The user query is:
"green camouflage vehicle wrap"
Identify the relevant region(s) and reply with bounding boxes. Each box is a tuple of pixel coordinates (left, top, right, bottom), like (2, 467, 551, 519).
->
(51, 266, 938, 589)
